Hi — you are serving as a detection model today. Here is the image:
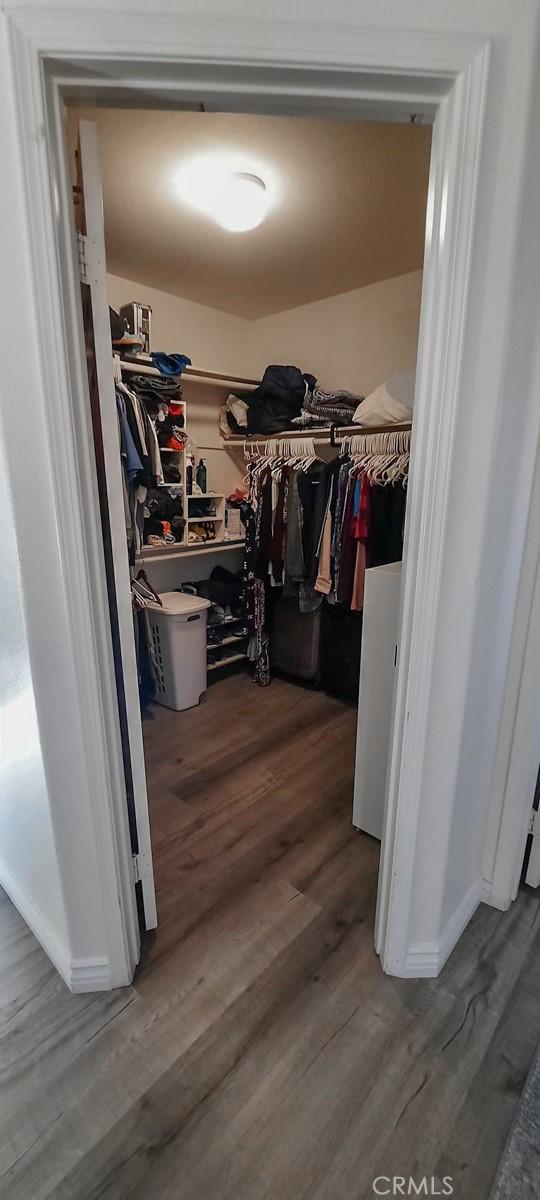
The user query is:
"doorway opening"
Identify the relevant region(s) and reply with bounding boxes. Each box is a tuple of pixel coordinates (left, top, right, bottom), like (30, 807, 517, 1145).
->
(66, 99, 431, 968)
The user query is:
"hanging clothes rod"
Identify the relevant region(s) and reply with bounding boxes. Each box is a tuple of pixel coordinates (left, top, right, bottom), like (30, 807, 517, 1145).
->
(339, 427, 411, 455)
(241, 422, 412, 456)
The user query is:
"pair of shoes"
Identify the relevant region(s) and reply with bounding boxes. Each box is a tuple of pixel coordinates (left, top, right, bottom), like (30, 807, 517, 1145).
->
(190, 522, 216, 542)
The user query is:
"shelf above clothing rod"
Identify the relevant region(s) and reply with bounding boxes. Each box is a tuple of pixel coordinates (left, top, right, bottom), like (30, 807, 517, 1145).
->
(117, 356, 259, 389)
(184, 368, 259, 390)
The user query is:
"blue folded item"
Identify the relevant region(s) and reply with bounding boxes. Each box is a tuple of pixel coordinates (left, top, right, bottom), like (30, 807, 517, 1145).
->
(151, 352, 192, 377)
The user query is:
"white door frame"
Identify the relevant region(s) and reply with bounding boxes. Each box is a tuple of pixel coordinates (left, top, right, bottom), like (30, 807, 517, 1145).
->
(75, 118, 158, 929)
(5, 6, 532, 984)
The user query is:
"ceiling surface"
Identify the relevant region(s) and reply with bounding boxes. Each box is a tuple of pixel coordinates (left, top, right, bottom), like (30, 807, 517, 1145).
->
(68, 108, 431, 319)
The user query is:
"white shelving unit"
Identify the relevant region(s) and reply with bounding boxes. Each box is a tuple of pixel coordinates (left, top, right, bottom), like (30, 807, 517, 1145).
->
(118, 352, 250, 673)
(187, 492, 226, 541)
(207, 613, 249, 672)
(136, 538, 244, 563)
(207, 651, 247, 672)
(119, 358, 246, 556)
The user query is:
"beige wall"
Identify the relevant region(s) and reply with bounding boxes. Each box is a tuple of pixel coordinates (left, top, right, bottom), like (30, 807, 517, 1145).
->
(107, 274, 258, 377)
(251, 271, 423, 393)
(108, 269, 422, 394)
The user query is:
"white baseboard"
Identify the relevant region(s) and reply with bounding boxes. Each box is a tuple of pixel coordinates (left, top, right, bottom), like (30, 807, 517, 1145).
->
(68, 957, 112, 991)
(482, 873, 516, 911)
(402, 878, 483, 977)
(480, 877, 493, 903)
(0, 857, 72, 985)
(0, 860, 112, 992)
(400, 942, 441, 977)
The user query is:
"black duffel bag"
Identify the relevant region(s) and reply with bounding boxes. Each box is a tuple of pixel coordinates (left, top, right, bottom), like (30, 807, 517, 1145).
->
(246, 365, 316, 435)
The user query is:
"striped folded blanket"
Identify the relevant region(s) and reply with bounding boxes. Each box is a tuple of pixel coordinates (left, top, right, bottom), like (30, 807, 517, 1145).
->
(296, 387, 361, 424)
(310, 386, 363, 408)
(293, 385, 364, 425)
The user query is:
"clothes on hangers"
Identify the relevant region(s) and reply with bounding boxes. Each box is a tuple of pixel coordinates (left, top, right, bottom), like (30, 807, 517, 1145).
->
(351, 475, 371, 611)
(284, 469, 304, 583)
(368, 482, 407, 566)
(242, 433, 409, 685)
(116, 390, 143, 483)
(271, 468, 288, 584)
(112, 342, 193, 703)
(315, 475, 334, 595)
(131, 569, 162, 611)
(243, 475, 270, 686)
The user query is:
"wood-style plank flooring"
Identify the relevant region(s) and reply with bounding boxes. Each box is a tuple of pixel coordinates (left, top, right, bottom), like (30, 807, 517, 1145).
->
(2, 672, 540, 1199)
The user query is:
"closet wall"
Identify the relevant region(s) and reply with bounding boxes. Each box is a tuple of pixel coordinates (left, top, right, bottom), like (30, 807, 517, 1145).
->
(108, 273, 257, 377)
(108, 268, 422, 394)
(110, 268, 421, 592)
(251, 270, 422, 393)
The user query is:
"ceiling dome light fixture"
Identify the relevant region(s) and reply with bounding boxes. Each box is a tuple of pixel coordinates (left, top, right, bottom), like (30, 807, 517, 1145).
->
(217, 173, 267, 232)
(176, 156, 270, 233)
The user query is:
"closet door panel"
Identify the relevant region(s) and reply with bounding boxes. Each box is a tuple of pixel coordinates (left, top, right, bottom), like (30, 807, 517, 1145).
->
(77, 120, 157, 930)
(525, 830, 540, 888)
(525, 768, 540, 887)
(353, 563, 402, 840)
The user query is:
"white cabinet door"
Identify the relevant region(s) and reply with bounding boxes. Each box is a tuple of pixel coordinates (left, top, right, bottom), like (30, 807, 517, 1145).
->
(353, 563, 402, 840)
(76, 120, 157, 929)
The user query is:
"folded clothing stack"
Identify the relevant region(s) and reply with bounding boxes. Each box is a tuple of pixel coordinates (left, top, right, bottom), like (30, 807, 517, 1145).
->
(144, 486, 185, 545)
(156, 409, 186, 451)
(127, 374, 186, 450)
(162, 461, 181, 483)
(189, 499, 217, 518)
(293, 385, 364, 427)
(128, 373, 183, 416)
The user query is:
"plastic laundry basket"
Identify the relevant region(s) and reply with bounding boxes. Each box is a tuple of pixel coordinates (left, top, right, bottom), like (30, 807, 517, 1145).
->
(146, 591, 211, 711)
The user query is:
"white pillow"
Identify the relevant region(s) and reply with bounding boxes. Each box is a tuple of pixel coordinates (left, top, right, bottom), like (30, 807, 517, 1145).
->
(352, 367, 415, 426)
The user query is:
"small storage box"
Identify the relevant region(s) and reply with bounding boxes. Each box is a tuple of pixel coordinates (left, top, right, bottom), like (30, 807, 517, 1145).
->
(225, 506, 243, 538)
(147, 591, 211, 711)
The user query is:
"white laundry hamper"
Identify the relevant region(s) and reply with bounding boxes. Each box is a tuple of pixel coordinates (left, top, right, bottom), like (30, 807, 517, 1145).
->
(146, 591, 211, 711)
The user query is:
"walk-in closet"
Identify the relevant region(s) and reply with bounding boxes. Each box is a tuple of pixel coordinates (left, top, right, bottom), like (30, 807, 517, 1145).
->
(68, 104, 430, 955)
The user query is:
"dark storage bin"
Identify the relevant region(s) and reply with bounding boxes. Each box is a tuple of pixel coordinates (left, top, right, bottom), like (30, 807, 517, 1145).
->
(320, 605, 363, 702)
(271, 597, 321, 682)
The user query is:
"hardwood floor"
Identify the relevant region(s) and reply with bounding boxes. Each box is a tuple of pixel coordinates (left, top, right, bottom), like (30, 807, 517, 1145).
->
(2, 672, 540, 1200)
